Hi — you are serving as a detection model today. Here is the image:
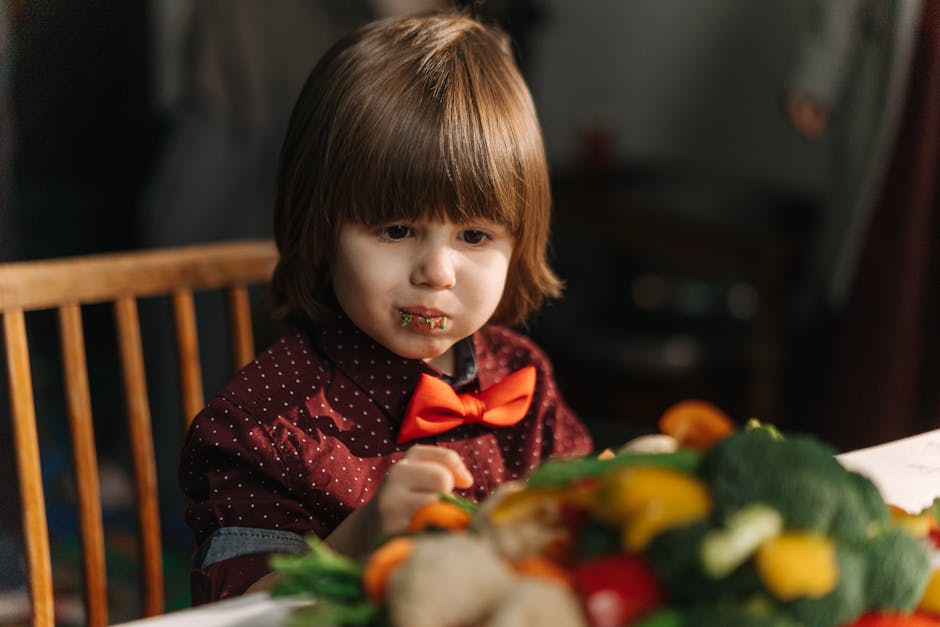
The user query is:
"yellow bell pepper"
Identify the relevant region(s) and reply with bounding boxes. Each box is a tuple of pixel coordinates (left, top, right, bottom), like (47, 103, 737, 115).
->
(593, 465, 711, 552)
(918, 568, 940, 615)
(489, 482, 597, 524)
(888, 505, 934, 539)
(755, 532, 839, 600)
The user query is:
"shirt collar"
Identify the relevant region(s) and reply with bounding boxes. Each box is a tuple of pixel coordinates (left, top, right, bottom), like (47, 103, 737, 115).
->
(440, 335, 478, 389)
(310, 313, 483, 423)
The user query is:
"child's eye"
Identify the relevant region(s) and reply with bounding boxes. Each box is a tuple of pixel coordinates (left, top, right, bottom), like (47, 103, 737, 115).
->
(381, 225, 412, 240)
(461, 229, 489, 245)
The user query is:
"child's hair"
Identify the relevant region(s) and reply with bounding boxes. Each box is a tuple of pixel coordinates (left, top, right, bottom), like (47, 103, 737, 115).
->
(272, 10, 561, 327)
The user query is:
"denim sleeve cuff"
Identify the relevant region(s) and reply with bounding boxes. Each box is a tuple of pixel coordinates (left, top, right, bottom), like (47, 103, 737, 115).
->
(192, 526, 309, 569)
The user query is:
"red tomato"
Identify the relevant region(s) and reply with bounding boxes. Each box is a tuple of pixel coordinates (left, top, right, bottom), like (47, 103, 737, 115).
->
(845, 612, 940, 627)
(928, 527, 940, 550)
(572, 555, 663, 627)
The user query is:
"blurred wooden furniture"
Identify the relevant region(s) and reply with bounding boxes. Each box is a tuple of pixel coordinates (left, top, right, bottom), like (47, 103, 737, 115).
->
(545, 176, 809, 439)
(0, 239, 278, 627)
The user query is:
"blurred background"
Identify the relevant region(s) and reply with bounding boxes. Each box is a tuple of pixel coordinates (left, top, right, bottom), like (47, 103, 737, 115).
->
(0, 0, 937, 623)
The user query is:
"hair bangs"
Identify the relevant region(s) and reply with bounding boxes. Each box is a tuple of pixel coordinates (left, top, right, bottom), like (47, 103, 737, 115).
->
(327, 26, 531, 234)
(331, 87, 463, 227)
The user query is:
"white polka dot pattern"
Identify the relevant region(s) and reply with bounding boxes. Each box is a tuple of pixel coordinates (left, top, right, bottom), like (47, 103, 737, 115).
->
(178, 314, 592, 601)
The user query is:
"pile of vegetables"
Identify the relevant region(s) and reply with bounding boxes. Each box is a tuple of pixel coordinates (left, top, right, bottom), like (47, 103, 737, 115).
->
(271, 402, 940, 627)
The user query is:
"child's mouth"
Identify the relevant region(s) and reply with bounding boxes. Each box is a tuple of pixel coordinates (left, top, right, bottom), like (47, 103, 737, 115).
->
(399, 309, 446, 331)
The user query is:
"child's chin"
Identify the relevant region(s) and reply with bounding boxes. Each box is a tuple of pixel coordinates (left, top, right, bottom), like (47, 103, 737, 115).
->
(407, 348, 449, 362)
(393, 341, 451, 362)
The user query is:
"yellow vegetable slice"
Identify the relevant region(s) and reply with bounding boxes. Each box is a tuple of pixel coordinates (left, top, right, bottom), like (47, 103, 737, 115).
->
(918, 568, 940, 615)
(755, 532, 839, 600)
(593, 466, 711, 552)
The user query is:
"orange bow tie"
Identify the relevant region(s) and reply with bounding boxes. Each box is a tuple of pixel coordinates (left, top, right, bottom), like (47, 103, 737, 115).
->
(397, 366, 537, 443)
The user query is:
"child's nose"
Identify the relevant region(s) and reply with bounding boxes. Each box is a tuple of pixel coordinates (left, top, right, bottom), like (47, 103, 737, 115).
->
(411, 244, 456, 289)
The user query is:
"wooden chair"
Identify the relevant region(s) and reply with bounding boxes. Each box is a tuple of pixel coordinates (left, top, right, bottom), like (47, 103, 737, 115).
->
(0, 239, 278, 627)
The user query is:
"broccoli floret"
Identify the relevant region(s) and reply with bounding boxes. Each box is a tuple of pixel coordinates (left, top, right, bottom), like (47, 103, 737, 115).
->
(646, 521, 763, 604)
(924, 496, 940, 521)
(701, 430, 882, 540)
(631, 608, 685, 627)
(784, 544, 867, 627)
(684, 595, 803, 627)
(827, 470, 889, 545)
(645, 522, 713, 603)
(745, 418, 784, 440)
(845, 471, 890, 524)
(864, 527, 930, 611)
(575, 519, 621, 561)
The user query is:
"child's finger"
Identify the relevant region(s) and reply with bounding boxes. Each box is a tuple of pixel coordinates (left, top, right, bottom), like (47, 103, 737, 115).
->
(390, 458, 455, 494)
(377, 489, 438, 535)
(404, 444, 474, 490)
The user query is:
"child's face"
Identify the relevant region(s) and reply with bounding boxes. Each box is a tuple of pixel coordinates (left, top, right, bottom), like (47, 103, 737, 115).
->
(331, 217, 513, 371)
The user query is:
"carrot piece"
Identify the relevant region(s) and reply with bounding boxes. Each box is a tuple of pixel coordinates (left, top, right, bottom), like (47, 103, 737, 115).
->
(406, 500, 473, 533)
(512, 556, 573, 587)
(658, 400, 735, 452)
(362, 536, 415, 602)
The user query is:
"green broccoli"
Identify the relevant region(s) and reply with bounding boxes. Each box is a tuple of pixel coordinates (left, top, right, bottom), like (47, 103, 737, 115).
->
(683, 595, 803, 627)
(638, 427, 932, 627)
(644, 522, 713, 603)
(863, 527, 931, 611)
(700, 429, 882, 541)
(784, 543, 867, 627)
(575, 518, 622, 561)
(745, 418, 784, 440)
(632, 608, 685, 627)
(828, 471, 890, 545)
(846, 471, 890, 524)
(646, 521, 764, 604)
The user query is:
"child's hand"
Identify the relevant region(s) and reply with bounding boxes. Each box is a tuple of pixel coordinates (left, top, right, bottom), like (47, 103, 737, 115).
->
(377, 445, 474, 535)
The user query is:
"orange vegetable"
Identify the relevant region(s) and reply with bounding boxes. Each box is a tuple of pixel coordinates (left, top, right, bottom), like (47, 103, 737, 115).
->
(512, 556, 573, 586)
(362, 536, 415, 602)
(658, 400, 735, 452)
(406, 500, 473, 533)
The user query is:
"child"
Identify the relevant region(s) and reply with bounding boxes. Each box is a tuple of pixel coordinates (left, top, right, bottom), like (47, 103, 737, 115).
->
(178, 9, 593, 604)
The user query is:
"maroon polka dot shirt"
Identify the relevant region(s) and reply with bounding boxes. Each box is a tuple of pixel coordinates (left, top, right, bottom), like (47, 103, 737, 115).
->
(178, 313, 592, 603)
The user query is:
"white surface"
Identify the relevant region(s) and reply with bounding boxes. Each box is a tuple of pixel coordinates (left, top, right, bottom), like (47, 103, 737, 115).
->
(837, 428, 940, 513)
(114, 593, 310, 627)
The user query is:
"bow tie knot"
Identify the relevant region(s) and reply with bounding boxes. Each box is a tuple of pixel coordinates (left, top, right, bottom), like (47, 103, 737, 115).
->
(397, 366, 537, 443)
(459, 394, 488, 420)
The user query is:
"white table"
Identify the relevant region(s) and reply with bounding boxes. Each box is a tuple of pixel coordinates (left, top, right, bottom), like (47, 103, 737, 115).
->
(837, 427, 940, 513)
(114, 593, 310, 627)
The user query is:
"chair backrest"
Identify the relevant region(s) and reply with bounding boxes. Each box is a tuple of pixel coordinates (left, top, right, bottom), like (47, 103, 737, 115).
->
(0, 239, 278, 627)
